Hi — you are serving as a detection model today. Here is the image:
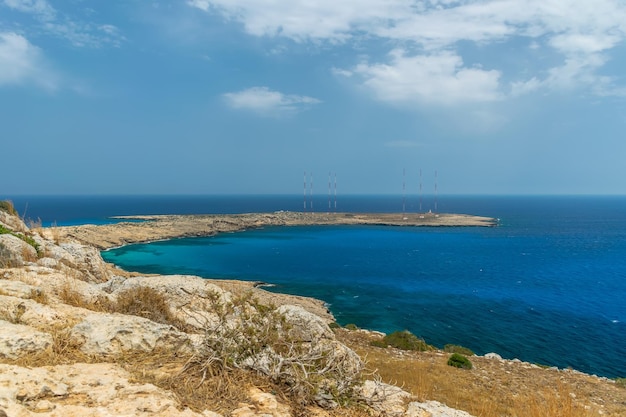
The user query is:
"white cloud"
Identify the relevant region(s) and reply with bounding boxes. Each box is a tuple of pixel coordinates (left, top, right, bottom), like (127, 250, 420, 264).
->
(0, 31, 56, 89)
(353, 50, 502, 106)
(188, 0, 410, 42)
(3, 0, 56, 21)
(189, 0, 626, 102)
(3, 0, 125, 48)
(223, 87, 321, 115)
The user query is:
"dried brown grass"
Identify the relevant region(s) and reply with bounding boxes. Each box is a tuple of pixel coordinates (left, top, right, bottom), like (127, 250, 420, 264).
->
(7, 322, 93, 368)
(337, 329, 621, 417)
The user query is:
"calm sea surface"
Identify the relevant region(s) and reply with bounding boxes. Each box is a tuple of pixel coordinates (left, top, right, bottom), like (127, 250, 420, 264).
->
(8, 194, 626, 378)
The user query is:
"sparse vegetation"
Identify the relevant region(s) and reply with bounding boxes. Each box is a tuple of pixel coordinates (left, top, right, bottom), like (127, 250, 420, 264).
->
(447, 353, 472, 369)
(336, 328, 624, 417)
(0, 224, 40, 255)
(114, 285, 188, 329)
(182, 291, 363, 409)
(444, 344, 475, 356)
(370, 330, 434, 352)
(0, 200, 17, 216)
(616, 377, 626, 388)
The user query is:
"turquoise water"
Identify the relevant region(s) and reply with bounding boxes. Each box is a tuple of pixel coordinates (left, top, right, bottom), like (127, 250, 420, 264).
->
(97, 196, 626, 378)
(8, 194, 626, 378)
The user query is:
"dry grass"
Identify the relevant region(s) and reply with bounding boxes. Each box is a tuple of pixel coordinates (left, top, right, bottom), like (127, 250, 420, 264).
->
(337, 328, 626, 417)
(6, 322, 94, 368)
(114, 285, 189, 330)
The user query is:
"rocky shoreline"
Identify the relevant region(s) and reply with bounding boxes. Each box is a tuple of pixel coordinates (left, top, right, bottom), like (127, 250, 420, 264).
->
(54, 211, 497, 250)
(2, 207, 624, 417)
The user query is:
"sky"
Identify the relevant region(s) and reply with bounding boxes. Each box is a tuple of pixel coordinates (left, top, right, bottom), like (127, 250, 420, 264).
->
(1, 0, 626, 196)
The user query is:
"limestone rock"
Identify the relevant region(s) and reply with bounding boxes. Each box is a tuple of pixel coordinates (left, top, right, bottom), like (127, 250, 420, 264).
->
(103, 275, 232, 329)
(0, 234, 37, 267)
(484, 352, 503, 361)
(0, 279, 40, 299)
(358, 379, 411, 416)
(69, 312, 193, 356)
(58, 242, 111, 283)
(0, 295, 65, 328)
(405, 401, 477, 417)
(0, 210, 27, 233)
(0, 320, 52, 359)
(231, 387, 291, 417)
(277, 304, 334, 341)
(0, 363, 211, 416)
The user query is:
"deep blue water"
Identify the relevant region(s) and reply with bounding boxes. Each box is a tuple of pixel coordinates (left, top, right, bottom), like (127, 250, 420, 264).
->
(6, 194, 626, 378)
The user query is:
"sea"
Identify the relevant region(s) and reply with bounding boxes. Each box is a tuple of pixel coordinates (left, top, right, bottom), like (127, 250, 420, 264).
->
(6, 194, 626, 379)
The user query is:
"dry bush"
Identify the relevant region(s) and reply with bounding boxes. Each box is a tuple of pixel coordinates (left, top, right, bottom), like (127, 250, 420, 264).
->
(114, 285, 188, 330)
(58, 279, 114, 311)
(182, 291, 363, 408)
(29, 288, 48, 305)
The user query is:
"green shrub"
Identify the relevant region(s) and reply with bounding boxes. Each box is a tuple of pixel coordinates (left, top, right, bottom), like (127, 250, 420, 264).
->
(344, 323, 358, 330)
(369, 339, 388, 348)
(372, 330, 433, 351)
(443, 344, 475, 356)
(0, 225, 40, 255)
(447, 353, 472, 369)
(328, 322, 341, 329)
(616, 378, 626, 388)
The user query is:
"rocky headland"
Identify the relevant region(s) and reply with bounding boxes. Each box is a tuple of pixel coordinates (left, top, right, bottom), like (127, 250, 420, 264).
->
(1, 205, 624, 417)
(53, 211, 497, 250)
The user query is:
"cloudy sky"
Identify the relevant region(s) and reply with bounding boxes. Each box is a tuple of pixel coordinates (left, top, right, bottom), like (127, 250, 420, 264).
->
(2, 0, 626, 195)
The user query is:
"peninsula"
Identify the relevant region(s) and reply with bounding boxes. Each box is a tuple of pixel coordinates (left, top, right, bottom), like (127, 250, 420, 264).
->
(55, 211, 497, 250)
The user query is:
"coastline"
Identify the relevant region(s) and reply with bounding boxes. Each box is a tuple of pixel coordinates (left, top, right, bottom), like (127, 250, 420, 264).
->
(3, 206, 625, 416)
(56, 211, 497, 250)
(55, 210, 496, 325)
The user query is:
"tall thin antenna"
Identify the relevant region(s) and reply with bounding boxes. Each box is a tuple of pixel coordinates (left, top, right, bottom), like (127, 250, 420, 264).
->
(419, 168, 423, 213)
(434, 170, 438, 213)
(402, 168, 406, 214)
(310, 172, 314, 212)
(328, 172, 331, 213)
(334, 172, 337, 211)
(303, 171, 307, 212)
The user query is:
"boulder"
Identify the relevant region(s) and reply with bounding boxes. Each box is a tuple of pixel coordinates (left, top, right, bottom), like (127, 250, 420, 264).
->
(358, 379, 411, 416)
(58, 242, 111, 282)
(0, 234, 37, 267)
(0, 320, 52, 359)
(0, 210, 27, 232)
(69, 312, 194, 356)
(405, 401, 477, 417)
(103, 275, 232, 329)
(277, 304, 334, 342)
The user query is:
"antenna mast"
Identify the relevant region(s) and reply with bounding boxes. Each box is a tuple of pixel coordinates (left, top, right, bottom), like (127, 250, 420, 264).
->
(328, 172, 331, 214)
(334, 173, 337, 211)
(402, 168, 406, 214)
(434, 170, 438, 213)
(419, 168, 423, 213)
(310, 172, 314, 212)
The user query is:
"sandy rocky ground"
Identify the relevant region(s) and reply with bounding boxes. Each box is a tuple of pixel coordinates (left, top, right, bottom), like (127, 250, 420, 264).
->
(1, 209, 624, 416)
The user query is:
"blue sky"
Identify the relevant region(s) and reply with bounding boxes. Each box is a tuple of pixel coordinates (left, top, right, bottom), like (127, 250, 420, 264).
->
(1, 0, 626, 195)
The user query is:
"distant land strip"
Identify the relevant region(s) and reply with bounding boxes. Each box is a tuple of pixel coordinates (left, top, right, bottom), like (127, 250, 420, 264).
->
(56, 211, 497, 250)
